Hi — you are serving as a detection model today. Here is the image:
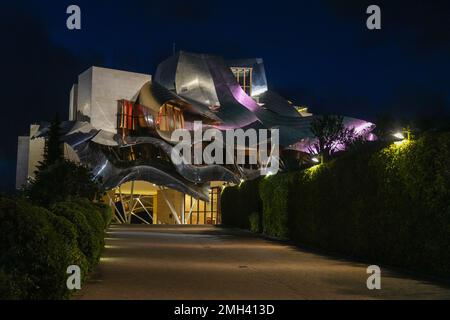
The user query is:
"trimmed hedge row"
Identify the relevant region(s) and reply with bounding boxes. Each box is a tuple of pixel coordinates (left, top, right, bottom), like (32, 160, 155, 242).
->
(222, 132, 450, 278)
(0, 197, 112, 299)
(221, 177, 262, 231)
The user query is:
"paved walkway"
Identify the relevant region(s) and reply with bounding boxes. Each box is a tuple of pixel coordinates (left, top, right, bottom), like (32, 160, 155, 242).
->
(76, 225, 450, 300)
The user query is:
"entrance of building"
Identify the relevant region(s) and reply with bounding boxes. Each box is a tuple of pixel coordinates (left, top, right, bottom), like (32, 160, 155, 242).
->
(105, 181, 223, 225)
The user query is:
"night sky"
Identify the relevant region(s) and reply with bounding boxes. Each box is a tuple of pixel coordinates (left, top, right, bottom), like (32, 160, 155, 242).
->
(1, 0, 449, 191)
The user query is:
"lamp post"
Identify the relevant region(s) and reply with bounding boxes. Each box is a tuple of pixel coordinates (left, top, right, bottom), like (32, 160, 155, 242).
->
(311, 154, 324, 165)
(392, 127, 412, 144)
(404, 127, 411, 141)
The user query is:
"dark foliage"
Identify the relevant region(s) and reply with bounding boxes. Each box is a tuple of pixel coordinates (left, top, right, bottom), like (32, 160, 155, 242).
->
(0, 197, 112, 300)
(26, 160, 101, 207)
(51, 201, 103, 269)
(0, 196, 109, 299)
(37, 114, 63, 171)
(94, 202, 114, 228)
(266, 133, 450, 277)
(223, 132, 450, 278)
(0, 197, 76, 299)
(309, 115, 357, 160)
(221, 177, 263, 231)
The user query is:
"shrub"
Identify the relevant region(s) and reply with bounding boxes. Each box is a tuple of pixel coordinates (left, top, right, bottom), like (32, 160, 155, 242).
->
(71, 198, 106, 234)
(94, 202, 113, 228)
(45, 212, 89, 282)
(222, 132, 450, 278)
(69, 199, 110, 252)
(0, 197, 75, 299)
(0, 269, 24, 300)
(51, 201, 102, 269)
(221, 186, 240, 227)
(239, 178, 263, 225)
(263, 133, 450, 278)
(26, 160, 101, 207)
(221, 178, 262, 229)
(260, 173, 293, 239)
(249, 212, 261, 233)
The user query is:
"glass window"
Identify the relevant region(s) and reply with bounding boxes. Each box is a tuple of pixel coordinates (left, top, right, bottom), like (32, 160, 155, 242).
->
(157, 103, 184, 132)
(230, 67, 252, 96)
(184, 187, 221, 225)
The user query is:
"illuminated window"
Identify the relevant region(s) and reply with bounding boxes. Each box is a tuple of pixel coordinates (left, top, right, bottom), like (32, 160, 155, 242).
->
(184, 187, 221, 225)
(157, 103, 184, 132)
(230, 67, 252, 96)
(117, 100, 137, 132)
(117, 100, 155, 137)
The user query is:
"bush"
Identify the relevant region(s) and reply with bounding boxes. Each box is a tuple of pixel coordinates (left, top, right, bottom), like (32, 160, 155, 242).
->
(0, 195, 108, 299)
(71, 199, 106, 234)
(221, 186, 240, 227)
(26, 160, 101, 207)
(260, 173, 293, 239)
(276, 133, 450, 277)
(45, 212, 89, 282)
(249, 212, 261, 233)
(221, 177, 262, 229)
(70, 199, 107, 253)
(222, 132, 450, 278)
(94, 202, 113, 228)
(51, 201, 102, 269)
(0, 269, 23, 300)
(0, 197, 76, 299)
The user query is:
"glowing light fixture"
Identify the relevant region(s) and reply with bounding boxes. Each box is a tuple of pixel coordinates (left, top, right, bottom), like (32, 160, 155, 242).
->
(311, 157, 320, 163)
(392, 132, 405, 140)
(265, 171, 275, 178)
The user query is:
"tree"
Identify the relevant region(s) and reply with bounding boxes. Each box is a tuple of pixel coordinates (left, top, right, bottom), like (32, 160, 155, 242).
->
(27, 160, 102, 208)
(37, 113, 63, 171)
(309, 115, 357, 160)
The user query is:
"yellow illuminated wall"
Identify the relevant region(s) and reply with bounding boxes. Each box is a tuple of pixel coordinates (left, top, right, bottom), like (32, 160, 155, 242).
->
(184, 187, 220, 225)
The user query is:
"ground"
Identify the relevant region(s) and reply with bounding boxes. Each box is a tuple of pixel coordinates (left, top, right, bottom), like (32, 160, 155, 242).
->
(76, 225, 450, 300)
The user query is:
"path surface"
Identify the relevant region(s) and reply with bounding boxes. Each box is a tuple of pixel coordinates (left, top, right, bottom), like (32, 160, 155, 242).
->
(77, 225, 450, 300)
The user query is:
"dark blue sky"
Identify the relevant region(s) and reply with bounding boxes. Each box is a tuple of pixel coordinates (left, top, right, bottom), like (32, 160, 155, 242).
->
(1, 0, 449, 191)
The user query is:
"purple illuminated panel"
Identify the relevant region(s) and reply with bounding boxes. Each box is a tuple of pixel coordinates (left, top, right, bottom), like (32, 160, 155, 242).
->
(290, 119, 376, 153)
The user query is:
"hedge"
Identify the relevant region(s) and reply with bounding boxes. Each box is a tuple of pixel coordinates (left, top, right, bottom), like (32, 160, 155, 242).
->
(0, 198, 78, 299)
(0, 197, 110, 299)
(51, 201, 103, 269)
(0, 269, 23, 299)
(223, 132, 450, 279)
(287, 133, 450, 278)
(221, 177, 262, 231)
(94, 202, 114, 228)
(259, 173, 295, 239)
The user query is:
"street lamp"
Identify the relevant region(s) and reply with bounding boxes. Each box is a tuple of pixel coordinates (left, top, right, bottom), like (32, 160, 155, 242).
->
(311, 154, 324, 164)
(392, 132, 405, 140)
(392, 128, 412, 142)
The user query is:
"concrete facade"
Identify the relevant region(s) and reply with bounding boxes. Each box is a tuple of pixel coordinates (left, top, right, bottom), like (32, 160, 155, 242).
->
(16, 125, 83, 188)
(27, 125, 45, 182)
(69, 84, 78, 121)
(75, 67, 151, 133)
(15, 136, 30, 189)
